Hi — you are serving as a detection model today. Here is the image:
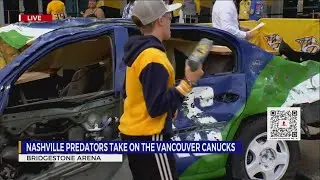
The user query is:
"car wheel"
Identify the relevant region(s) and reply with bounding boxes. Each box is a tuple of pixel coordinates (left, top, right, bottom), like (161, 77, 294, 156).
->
(227, 116, 301, 180)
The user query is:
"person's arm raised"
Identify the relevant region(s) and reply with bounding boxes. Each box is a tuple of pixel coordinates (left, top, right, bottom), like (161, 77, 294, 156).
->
(96, 8, 105, 19)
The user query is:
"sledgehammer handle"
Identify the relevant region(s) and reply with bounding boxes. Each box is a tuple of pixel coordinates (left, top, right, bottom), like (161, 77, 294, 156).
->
(187, 38, 213, 72)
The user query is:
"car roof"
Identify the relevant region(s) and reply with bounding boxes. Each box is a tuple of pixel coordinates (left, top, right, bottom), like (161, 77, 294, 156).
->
(4, 17, 217, 48)
(0, 18, 241, 84)
(14, 17, 208, 31)
(15, 18, 132, 29)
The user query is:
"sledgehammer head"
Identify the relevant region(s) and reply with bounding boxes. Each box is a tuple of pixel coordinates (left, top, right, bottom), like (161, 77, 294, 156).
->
(187, 38, 214, 72)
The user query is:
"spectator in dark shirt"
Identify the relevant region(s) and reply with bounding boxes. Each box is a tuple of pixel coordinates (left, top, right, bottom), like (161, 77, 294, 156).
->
(82, 0, 105, 19)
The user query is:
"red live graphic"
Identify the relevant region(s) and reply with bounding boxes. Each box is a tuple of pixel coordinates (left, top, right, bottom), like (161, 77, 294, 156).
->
(19, 14, 53, 22)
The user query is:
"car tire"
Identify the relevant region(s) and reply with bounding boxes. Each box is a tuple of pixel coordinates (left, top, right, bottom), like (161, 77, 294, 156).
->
(227, 116, 301, 180)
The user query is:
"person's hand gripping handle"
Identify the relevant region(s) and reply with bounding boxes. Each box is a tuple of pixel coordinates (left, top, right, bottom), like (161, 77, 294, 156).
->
(175, 38, 213, 101)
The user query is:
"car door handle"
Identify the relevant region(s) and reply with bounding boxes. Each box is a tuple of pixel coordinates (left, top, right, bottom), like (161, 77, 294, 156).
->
(214, 92, 240, 103)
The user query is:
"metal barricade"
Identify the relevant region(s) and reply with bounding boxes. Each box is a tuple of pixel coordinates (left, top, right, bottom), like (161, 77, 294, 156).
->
(4, 10, 20, 24)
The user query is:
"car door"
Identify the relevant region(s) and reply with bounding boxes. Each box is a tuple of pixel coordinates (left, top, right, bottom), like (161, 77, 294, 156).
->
(0, 24, 117, 113)
(0, 24, 126, 180)
(169, 27, 247, 176)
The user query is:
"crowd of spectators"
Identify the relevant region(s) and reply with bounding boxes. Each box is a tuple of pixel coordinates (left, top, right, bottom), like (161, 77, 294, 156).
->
(45, 0, 261, 40)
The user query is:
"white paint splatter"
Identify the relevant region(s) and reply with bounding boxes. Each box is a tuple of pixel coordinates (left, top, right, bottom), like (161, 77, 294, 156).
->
(172, 130, 223, 142)
(172, 123, 176, 130)
(194, 133, 202, 141)
(282, 73, 320, 107)
(184, 86, 217, 124)
(172, 136, 181, 141)
(197, 117, 217, 124)
(207, 131, 223, 141)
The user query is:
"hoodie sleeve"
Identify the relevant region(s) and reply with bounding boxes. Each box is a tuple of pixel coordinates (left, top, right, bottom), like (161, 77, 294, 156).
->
(139, 62, 191, 118)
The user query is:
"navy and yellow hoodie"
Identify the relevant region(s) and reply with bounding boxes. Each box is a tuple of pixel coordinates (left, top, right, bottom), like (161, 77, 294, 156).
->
(118, 35, 192, 137)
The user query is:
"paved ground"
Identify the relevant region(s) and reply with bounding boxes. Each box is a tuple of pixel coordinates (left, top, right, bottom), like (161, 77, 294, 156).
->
(299, 127, 320, 180)
(112, 127, 320, 180)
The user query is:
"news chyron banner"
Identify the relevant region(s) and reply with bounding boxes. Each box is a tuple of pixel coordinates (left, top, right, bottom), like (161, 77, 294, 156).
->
(18, 141, 242, 163)
(19, 14, 53, 22)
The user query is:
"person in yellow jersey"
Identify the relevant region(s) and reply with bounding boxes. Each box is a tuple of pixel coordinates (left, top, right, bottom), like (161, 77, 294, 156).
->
(46, 0, 67, 21)
(119, 1, 204, 179)
(239, 0, 251, 20)
(194, 0, 200, 15)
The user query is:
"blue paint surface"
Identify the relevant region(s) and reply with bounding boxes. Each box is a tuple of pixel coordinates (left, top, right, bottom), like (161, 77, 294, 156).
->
(173, 73, 247, 129)
(172, 73, 246, 175)
(240, 40, 274, 96)
(113, 26, 129, 94)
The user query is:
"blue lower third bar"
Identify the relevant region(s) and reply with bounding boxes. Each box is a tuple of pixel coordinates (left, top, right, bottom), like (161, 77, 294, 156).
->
(20, 141, 242, 154)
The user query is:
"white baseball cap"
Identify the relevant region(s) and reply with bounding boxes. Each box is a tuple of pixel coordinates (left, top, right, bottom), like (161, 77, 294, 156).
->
(132, 0, 182, 26)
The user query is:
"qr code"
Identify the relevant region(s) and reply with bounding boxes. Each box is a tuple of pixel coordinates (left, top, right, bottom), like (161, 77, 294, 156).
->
(267, 107, 301, 141)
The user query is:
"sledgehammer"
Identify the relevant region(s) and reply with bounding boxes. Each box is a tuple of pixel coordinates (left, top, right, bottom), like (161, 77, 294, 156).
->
(186, 38, 214, 72)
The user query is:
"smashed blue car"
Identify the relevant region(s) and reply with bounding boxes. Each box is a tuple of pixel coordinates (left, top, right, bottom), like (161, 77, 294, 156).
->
(0, 18, 319, 180)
